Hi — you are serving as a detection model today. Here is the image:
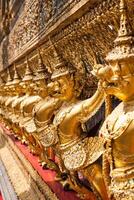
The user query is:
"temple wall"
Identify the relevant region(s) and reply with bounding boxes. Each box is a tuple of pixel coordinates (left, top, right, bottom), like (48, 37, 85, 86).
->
(0, 1, 134, 199)
(0, 0, 133, 96)
(0, 0, 128, 98)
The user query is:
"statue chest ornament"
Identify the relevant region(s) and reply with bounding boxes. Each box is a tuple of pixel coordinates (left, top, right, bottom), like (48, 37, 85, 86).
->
(100, 102, 134, 167)
(35, 100, 80, 148)
(52, 100, 105, 171)
(100, 101, 134, 199)
(100, 102, 134, 140)
(59, 136, 105, 171)
(37, 122, 58, 147)
(32, 98, 62, 147)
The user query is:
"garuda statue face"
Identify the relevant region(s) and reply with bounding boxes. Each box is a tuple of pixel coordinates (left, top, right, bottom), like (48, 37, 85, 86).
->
(47, 74, 74, 101)
(99, 0, 134, 102)
(99, 61, 134, 102)
(34, 79, 48, 97)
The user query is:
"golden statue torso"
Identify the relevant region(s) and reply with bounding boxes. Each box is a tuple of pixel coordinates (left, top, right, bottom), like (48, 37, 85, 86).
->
(11, 95, 28, 123)
(100, 101, 134, 199)
(54, 89, 104, 144)
(21, 95, 41, 117)
(53, 101, 80, 143)
(34, 97, 61, 124)
(5, 96, 18, 117)
(53, 89, 105, 171)
(32, 97, 62, 148)
(19, 95, 41, 127)
(101, 101, 134, 168)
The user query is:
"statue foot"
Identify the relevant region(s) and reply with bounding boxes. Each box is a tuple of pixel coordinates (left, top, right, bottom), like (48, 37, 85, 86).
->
(42, 162, 48, 169)
(28, 145, 37, 155)
(62, 180, 72, 191)
(21, 139, 27, 145)
(30, 149, 36, 155)
(55, 172, 68, 181)
(55, 173, 74, 191)
(21, 135, 28, 145)
(41, 159, 60, 172)
(14, 134, 19, 139)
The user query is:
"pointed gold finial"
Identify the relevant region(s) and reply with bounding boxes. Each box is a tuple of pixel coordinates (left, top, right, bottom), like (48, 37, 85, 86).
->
(34, 49, 51, 81)
(106, 0, 133, 63)
(22, 57, 34, 81)
(49, 37, 65, 68)
(49, 37, 75, 79)
(6, 68, 12, 86)
(118, 0, 132, 38)
(38, 49, 45, 71)
(12, 63, 21, 84)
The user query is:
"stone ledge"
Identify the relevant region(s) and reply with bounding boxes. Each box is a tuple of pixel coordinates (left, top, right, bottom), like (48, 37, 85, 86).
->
(0, 127, 59, 200)
(0, 159, 18, 200)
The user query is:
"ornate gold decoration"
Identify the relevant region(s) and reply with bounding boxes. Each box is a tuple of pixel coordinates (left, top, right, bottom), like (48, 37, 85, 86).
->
(52, 80, 108, 199)
(32, 46, 75, 170)
(60, 136, 104, 171)
(0, 0, 134, 199)
(24, 49, 50, 154)
(18, 57, 42, 144)
(34, 49, 51, 81)
(49, 39, 75, 79)
(22, 57, 34, 82)
(5, 68, 12, 86)
(93, 0, 134, 199)
(12, 64, 21, 85)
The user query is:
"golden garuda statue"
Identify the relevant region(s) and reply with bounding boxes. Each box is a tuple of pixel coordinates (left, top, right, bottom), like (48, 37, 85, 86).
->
(4, 65, 22, 130)
(31, 46, 76, 171)
(23, 49, 51, 157)
(97, 0, 134, 199)
(2, 68, 17, 128)
(0, 0, 133, 199)
(49, 0, 134, 199)
(0, 76, 6, 122)
(18, 57, 41, 143)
